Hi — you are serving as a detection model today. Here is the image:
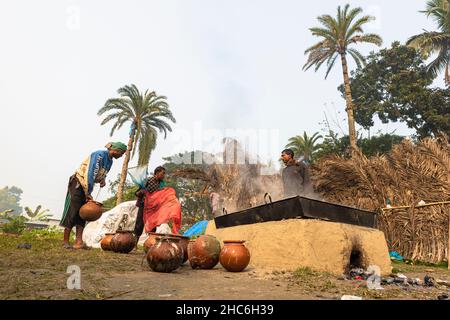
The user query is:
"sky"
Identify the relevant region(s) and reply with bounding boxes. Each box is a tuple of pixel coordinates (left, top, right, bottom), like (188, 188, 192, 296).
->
(0, 0, 443, 218)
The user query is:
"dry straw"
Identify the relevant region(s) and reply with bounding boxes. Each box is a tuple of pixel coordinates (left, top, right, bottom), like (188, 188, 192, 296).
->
(312, 134, 449, 263)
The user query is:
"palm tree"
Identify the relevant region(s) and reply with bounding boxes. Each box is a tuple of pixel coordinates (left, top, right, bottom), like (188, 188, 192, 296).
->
(407, 0, 450, 84)
(98, 84, 176, 204)
(303, 4, 382, 151)
(286, 132, 323, 163)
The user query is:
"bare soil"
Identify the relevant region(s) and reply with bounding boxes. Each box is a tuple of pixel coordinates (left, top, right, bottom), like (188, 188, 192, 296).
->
(0, 233, 449, 300)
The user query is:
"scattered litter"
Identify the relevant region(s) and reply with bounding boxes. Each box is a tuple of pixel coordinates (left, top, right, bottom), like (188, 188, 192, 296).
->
(341, 295, 362, 300)
(394, 274, 408, 284)
(436, 280, 450, 287)
(17, 244, 32, 249)
(382, 277, 395, 285)
(158, 294, 172, 298)
(424, 275, 436, 287)
(437, 294, 449, 300)
(407, 278, 421, 286)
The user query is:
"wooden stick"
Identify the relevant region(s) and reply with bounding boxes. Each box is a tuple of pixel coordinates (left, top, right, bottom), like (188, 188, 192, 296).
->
(381, 201, 450, 211)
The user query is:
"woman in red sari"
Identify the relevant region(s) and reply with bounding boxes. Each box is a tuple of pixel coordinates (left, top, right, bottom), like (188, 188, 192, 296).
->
(133, 167, 182, 238)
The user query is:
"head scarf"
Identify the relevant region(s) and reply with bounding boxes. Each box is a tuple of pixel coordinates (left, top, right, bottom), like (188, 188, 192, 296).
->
(105, 142, 127, 153)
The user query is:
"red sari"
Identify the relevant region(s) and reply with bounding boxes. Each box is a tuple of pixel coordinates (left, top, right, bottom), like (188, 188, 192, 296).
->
(143, 187, 182, 234)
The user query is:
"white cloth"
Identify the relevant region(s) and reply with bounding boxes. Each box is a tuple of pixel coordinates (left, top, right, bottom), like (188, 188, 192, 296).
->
(82, 201, 138, 248)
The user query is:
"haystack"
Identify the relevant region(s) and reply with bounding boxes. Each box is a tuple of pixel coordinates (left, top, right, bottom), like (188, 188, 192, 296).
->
(312, 135, 449, 263)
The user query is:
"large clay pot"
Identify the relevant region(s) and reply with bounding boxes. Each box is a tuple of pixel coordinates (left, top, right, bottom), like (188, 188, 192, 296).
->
(171, 234, 190, 264)
(188, 235, 221, 269)
(79, 200, 103, 221)
(110, 231, 136, 254)
(143, 232, 166, 253)
(146, 236, 184, 273)
(144, 233, 189, 264)
(219, 240, 251, 272)
(100, 233, 115, 251)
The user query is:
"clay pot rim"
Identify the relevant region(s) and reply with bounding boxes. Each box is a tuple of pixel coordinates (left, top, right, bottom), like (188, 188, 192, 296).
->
(155, 236, 180, 242)
(147, 232, 189, 240)
(104, 233, 116, 236)
(223, 240, 246, 244)
(115, 230, 134, 234)
(86, 200, 103, 206)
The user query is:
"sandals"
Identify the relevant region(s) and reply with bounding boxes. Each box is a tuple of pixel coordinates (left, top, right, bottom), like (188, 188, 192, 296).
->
(63, 243, 73, 250)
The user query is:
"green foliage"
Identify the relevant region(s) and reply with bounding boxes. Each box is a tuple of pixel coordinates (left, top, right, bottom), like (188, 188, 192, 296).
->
(0, 213, 27, 234)
(23, 205, 52, 222)
(303, 4, 382, 78)
(285, 132, 323, 163)
(407, 0, 450, 82)
(0, 186, 23, 215)
(340, 42, 450, 137)
(102, 174, 139, 210)
(98, 84, 176, 166)
(315, 130, 405, 159)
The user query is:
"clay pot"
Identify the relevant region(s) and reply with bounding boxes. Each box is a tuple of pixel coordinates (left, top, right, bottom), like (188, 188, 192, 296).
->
(143, 232, 166, 253)
(219, 240, 251, 272)
(188, 235, 221, 269)
(144, 233, 189, 264)
(79, 200, 103, 221)
(100, 233, 115, 251)
(110, 231, 136, 254)
(146, 236, 184, 273)
(171, 234, 190, 264)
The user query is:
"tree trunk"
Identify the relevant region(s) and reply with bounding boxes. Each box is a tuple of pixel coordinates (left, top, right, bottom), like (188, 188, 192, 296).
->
(116, 123, 137, 205)
(340, 53, 358, 152)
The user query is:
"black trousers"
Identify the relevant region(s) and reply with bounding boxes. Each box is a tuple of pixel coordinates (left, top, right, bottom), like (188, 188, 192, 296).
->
(133, 204, 145, 237)
(133, 202, 157, 237)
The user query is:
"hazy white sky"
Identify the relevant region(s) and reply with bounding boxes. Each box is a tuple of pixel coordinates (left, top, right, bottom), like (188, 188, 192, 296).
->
(0, 0, 441, 218)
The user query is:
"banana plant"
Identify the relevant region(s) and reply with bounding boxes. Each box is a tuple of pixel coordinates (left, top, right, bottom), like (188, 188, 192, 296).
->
(23, 205, 52, 222)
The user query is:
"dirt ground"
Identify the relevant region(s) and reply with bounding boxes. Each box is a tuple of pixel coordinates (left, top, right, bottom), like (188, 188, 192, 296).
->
(1, 233, 449, 300)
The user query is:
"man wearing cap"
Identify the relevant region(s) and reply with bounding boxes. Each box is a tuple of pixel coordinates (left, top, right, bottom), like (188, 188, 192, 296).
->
(60, 142, 127, 249)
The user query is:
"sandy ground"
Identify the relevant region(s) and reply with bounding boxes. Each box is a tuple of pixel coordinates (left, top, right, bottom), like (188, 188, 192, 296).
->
(0, 233, 449, 300)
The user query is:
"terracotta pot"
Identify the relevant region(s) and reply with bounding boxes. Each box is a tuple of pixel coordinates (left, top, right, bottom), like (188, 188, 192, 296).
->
(171, 234, 190, 264)
(188, 235, 221, 269)
(143, 232, 166, 253)
(146, 236, 184, 273)
(110, 231, 136, 254)
(144, 233, 189, 264)
(79, 200, 103, 221)
(219, 240, 251, 272)
(100, 233, 115, 251)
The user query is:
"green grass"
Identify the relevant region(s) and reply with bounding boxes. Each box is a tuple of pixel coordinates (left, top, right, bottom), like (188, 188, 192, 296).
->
(293, 267, 319, 279)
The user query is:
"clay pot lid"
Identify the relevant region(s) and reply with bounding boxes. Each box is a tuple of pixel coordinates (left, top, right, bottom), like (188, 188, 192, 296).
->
(223, 240, 246, 244)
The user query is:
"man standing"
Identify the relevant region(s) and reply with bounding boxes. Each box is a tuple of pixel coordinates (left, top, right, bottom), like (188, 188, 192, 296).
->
(60, 142, 127, 249)
(280, 149, 310, 198)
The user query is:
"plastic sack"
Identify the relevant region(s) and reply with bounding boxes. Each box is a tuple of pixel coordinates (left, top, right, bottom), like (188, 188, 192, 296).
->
(82, 201, 139, 248)
(182, 220, 209, 238)
(389, 251, 404, 261)
(127, 165, 148, 188)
